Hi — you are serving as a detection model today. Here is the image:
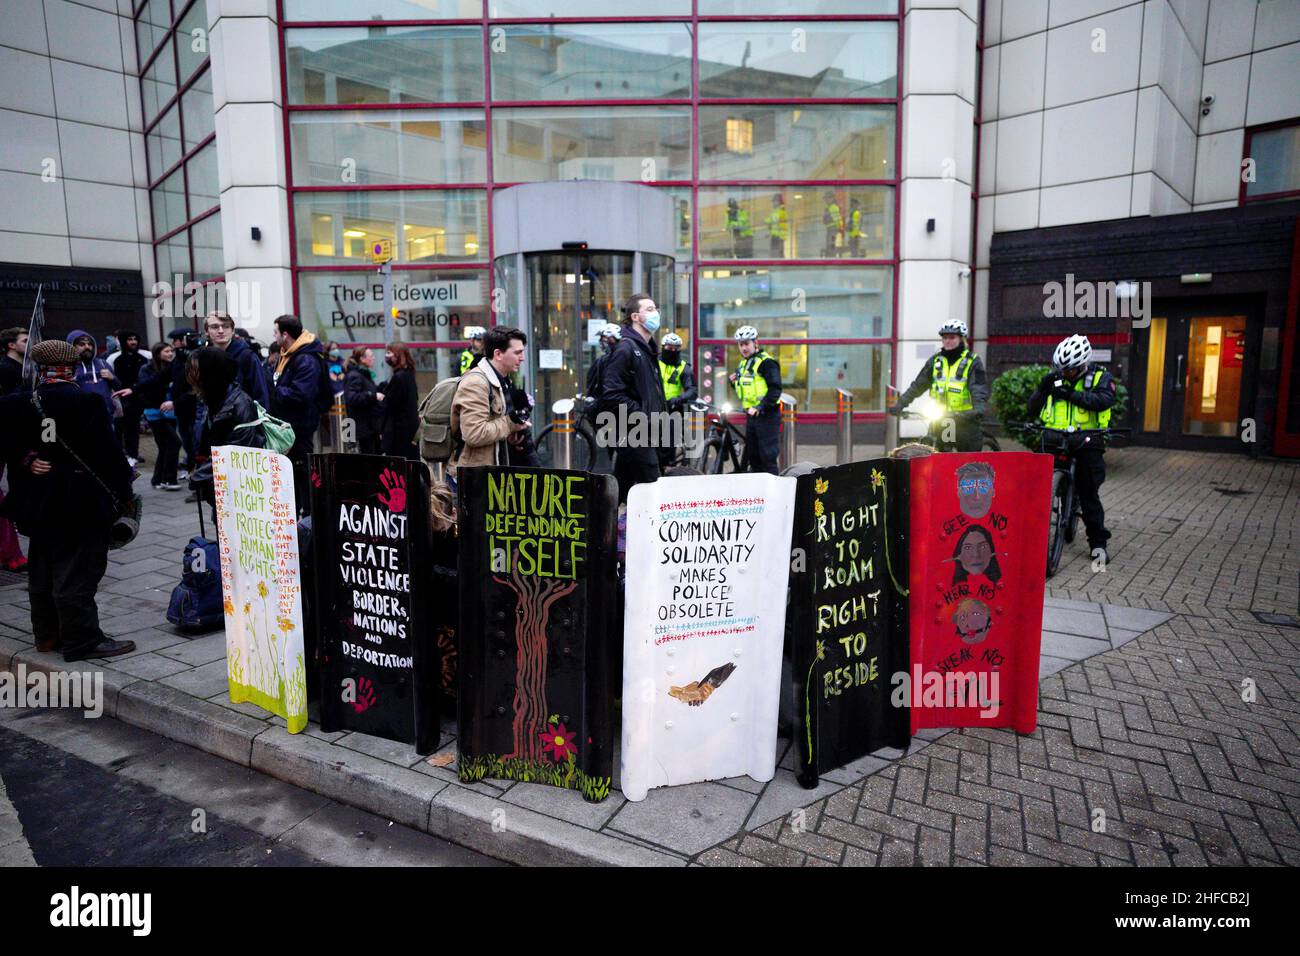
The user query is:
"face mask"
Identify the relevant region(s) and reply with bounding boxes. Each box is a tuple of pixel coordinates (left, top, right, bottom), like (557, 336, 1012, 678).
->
(385, 356, 395, 367)
(329, 350, 340, 361)
(661, 349, 681, 366)
(643, 310, 661, 333)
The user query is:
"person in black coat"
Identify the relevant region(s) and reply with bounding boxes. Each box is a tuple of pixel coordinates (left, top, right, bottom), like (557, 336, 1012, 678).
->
(602, 294, 668, 503)
(343, 346, 384, 454)
(0, 326, 26, 396)
(379, 342, 420, 460)
(0, 339, 136, 661)
(108, 329, 151, 463)
(187, 347, 267, 514)
(114, 342, 183, 489)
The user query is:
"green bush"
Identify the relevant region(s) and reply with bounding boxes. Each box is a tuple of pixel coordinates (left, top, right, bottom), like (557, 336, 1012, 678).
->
(991, 364, 1129, 450)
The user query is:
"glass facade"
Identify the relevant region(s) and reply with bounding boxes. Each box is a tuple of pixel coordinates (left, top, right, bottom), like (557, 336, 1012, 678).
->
(282, 2, 900, 416)
(135, 0, 224, 286)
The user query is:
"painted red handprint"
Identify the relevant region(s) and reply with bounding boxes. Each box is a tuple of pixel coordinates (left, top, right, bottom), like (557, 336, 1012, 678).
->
(352, 676, 377, 714)
(310, 468, 322, 488)
(377, 468, 406, 513)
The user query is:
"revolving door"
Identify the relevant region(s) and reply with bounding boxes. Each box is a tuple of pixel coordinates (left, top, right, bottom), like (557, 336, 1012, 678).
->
(491, 182, 677, 431)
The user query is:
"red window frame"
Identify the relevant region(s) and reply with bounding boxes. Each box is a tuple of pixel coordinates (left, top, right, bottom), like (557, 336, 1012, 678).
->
(276, 1, 904, 421)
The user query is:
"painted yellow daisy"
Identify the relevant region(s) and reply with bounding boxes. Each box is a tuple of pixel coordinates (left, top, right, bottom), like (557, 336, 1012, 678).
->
(814, 499, 824, 517)
(222, 598, 234, 616)
(814, 477, 829, 495)
(257, 581, 268, 599)
(870, 468, 885, 489)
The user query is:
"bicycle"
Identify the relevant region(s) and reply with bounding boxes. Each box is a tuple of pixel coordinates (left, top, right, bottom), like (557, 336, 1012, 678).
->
(534, 395, 598, 471)
(1013, 422, 1121, 578)
(893, 408, 1002, 452)
(692, 401, 748, 475)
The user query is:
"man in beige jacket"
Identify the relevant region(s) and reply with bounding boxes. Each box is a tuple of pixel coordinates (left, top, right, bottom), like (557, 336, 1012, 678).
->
(450, 325, 529, 471)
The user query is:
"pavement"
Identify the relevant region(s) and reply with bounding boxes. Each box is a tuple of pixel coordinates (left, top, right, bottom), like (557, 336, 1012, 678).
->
(0, 439, 1297, 866)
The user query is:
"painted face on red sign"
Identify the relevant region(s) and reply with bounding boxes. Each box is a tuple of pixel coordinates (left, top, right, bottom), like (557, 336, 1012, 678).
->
(956, 462, 995, 519)
(953, 598, 992, 645)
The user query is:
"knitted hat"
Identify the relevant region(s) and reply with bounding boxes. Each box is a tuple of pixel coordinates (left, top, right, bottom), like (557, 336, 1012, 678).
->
(29, 339, 78, 367)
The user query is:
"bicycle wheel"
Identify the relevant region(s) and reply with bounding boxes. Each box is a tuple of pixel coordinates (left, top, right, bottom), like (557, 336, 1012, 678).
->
(696, 437, 721, 474)
(1047, 470, 1069, 578)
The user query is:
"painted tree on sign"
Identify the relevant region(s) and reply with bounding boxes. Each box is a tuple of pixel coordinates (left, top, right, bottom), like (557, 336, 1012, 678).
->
(493, 560, 577, 763)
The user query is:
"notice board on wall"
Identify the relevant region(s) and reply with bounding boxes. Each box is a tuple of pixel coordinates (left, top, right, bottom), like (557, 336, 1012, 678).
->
(789, 459, 911, 788)
(620, 473, 796, 802)
(312, 453, 438, 753)
(907, 452, 1051, 735)
(456, 466, 619, 802)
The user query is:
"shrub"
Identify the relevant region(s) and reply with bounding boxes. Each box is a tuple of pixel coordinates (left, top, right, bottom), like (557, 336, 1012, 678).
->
(990, 364, 1128, 450)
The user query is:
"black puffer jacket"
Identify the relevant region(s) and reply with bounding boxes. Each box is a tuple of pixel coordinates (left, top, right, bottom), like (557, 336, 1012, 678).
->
(189, 384, 266, 502)
(602, 328, 667, 466)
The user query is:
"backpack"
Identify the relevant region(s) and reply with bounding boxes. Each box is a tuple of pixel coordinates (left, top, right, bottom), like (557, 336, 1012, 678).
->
(418, 374, 464, 462)
(312, 352, 335, 414)
(233, 401, 297, 455)
(166, 536, 224, 631)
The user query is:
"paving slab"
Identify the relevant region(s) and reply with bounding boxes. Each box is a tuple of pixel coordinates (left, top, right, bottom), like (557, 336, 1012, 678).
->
(607, 780, 755, 856)
(1041, 606, 1110, 639)
(745, 769, 843, 830)
(1102, 605, 1174, 633)
(1041, 631, 1112, 662)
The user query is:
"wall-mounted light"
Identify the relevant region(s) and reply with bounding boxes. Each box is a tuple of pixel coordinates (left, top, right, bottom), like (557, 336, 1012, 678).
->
(1180, 273, 1213, 284)
(250, 227, 261, 241)
(926, 218, 936, 233)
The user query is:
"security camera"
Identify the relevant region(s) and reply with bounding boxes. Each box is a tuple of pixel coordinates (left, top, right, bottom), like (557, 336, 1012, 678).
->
(957, 267, 972, 279)
(1201, 94, 1214, 106)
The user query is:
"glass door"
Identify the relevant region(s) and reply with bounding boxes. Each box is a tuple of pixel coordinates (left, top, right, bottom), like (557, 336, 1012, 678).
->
(1136, 311, 1247, 445)
(524, 251, 635, 424)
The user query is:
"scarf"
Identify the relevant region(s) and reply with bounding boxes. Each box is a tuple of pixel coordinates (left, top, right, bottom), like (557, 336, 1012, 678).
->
(41, 365, 75, 384)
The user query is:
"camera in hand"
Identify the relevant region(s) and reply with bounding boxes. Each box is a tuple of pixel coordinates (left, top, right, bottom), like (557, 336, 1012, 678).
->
(509, 406, 531, 425)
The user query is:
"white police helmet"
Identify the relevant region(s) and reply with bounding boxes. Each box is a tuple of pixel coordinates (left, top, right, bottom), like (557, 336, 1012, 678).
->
(1052, 334, 1092, 370)
(463, 325, 486, 340)
(599, 322, 622, 339)
(734, 326, 759, 342)
(661, 333, 683, 347)
(938, 319, 968, 337)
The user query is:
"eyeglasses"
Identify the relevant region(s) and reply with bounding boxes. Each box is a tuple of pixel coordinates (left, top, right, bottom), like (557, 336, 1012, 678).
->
(958, 478, 992, 495)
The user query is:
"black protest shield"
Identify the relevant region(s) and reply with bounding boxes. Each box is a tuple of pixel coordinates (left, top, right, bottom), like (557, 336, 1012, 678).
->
(790, 459, 911, 788)
(313, 453, 438, 754)
(456, 466, 619, 802)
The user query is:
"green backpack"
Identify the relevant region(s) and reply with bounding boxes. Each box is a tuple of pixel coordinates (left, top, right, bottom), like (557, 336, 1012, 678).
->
(233, 401, 297, 455)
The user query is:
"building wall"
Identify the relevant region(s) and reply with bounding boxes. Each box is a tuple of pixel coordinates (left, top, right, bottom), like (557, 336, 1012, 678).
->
(974, 0, 1300, 348)
(0, 0, 154, 304)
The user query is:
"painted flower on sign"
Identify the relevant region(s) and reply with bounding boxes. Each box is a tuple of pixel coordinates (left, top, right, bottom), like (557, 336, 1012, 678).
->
(814, 478, 829, 495)
(870, 468, 885, 490)
(539, 722, 578, 762)
(223, 598, 234, 616)
(814, 499, 824, 517)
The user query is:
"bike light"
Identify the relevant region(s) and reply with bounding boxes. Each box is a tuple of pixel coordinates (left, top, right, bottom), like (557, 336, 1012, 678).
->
(721, 402, 733, 414)
(916, 395, 944, 422)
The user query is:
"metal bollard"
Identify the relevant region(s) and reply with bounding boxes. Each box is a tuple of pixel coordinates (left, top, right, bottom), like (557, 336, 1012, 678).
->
(684, 404, 708, 465)
(332, 392, 353, 452)
(778, 394, 797, 472)
(551, 398, 575, 471)
(884, 386, 900, 455)
(836, 388, 854, 464)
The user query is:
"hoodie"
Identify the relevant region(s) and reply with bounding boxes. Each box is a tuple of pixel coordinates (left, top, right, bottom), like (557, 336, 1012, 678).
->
(65, 329, 117, 417)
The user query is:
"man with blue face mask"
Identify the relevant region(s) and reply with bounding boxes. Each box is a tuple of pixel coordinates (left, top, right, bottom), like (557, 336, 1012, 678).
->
(602, 293, 667, 504)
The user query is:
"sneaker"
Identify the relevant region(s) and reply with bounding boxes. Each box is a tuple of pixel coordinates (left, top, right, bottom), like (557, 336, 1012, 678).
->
(178, 469, 189, 480)
(157, 482, 181, 491)
(127, 457, 138, 467)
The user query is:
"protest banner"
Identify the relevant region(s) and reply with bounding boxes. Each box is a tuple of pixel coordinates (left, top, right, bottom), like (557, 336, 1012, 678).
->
(456, 466, 619, 801)
(621, 473, 796, 802)
(789, 459, 911, 788)
(312, 454, 438, 753)
(213, 446, 308, 733)
(906, 452, 1051, 735)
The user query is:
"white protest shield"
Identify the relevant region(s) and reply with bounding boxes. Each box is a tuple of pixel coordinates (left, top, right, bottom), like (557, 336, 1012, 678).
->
(620, 473, 796, 801)
(212, 446, 308, 733)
